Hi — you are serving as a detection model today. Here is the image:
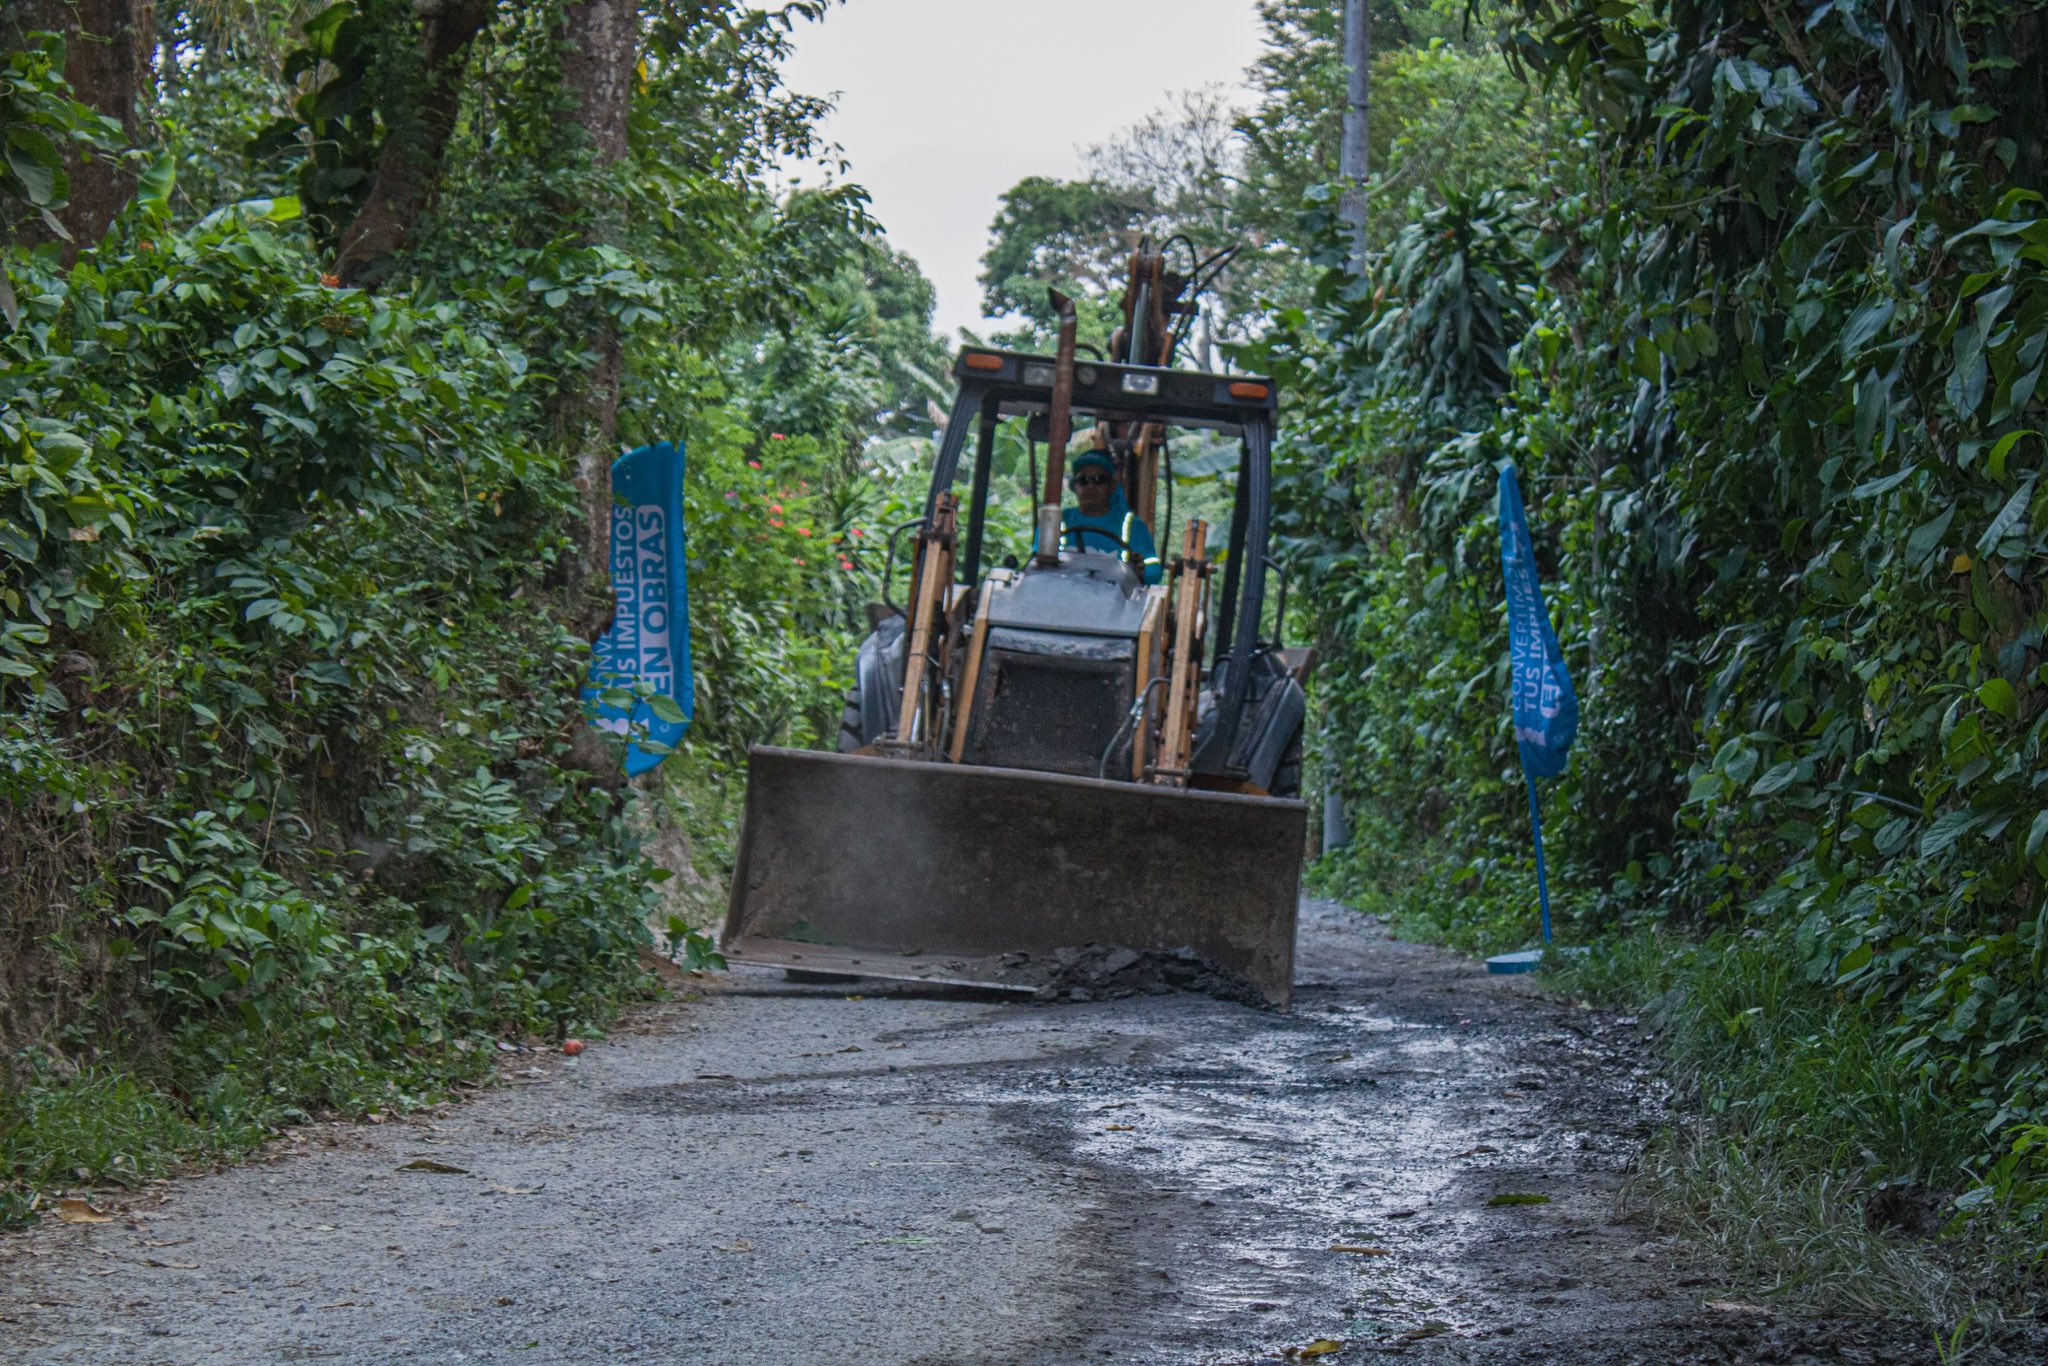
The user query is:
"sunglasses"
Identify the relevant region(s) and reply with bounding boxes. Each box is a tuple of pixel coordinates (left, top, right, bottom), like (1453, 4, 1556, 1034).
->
(1072, 473, 1114, 487)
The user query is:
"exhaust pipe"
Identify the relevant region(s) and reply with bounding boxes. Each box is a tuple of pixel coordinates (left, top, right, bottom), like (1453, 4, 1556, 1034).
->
(1035, 288, 1078, 566)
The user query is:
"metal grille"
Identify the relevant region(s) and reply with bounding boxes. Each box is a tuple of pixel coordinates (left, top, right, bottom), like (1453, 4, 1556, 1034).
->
(964, 650, 1134, 777)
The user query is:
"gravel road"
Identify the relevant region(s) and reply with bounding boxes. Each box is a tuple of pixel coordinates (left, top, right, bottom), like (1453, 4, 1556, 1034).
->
(0, 902, 1980, 1363)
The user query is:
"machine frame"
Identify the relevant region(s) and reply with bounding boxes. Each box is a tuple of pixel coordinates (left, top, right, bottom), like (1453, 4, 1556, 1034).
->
(869, 346, 1295, 788)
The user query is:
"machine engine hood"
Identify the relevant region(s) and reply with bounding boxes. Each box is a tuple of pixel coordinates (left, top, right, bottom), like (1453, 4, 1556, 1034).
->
(979, 554, 1150, 639)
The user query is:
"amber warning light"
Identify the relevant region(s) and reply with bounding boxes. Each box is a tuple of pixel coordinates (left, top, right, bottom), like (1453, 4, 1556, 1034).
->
(963, 352, 1005, 372)
(1229, 381, 1271, 400)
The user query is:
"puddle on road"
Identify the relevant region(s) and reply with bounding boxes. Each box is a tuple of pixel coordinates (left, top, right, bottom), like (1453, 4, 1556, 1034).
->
(957, 1004, 1579, 1360)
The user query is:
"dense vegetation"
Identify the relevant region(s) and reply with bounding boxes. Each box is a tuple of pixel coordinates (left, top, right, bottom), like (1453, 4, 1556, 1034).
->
(0, 1, 938, 1227)
(1246, 0, 2048, 1314)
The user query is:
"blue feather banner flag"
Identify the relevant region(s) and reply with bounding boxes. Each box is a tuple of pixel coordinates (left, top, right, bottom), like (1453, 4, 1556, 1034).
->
(584, 441, 693, 776)
(1498, 464, 1578, 778)
(1497, 463, 1577, 950)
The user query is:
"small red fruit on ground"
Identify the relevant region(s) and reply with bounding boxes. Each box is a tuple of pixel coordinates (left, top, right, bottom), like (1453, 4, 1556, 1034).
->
(562, 1039, 585, 1056)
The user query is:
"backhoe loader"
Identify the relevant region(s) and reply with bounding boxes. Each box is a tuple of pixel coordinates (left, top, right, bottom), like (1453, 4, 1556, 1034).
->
(721, 247, 1310, 1006)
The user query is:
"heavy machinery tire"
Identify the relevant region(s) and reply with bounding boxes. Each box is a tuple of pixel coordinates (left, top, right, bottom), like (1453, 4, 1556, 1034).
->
(836, 685, 864, 753)
(1270, 730, 1303, 799)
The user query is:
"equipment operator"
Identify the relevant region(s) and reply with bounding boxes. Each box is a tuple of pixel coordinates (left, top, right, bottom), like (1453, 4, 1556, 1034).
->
(1060, 450, 1162, 584)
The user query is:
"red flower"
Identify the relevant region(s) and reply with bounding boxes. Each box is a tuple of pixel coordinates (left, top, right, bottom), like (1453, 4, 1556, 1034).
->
(748, 459, 761, 469)
(320, 272, 340, 288)
(796, 527, 811, 537)
(769, 518, 784, 528)
(850, 527, 864, 538)
(771, 433, 787, 441)
(770, 503, 783, 513)
(839, 558, 854, 570)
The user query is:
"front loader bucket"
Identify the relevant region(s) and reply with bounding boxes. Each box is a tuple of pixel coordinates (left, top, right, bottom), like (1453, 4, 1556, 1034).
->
(721, 746, 1306, 1008)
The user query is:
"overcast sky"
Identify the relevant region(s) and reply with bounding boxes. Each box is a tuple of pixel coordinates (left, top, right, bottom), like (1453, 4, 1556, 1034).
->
(779, 0, 1267, 340)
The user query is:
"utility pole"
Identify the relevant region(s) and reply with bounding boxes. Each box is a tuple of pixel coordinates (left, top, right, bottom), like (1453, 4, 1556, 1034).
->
(1322, 0, 1372, 858)
(1340, 0, 1371, 270)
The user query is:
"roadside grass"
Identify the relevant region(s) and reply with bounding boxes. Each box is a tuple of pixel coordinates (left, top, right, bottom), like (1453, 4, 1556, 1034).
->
(1628, 1127, 1972, 1323)
(1539, 931, 2042, 1334)
(0, 1065, 220, 1227)
(0, 969, 656, 1232)
(0, 1025, 475, 1230)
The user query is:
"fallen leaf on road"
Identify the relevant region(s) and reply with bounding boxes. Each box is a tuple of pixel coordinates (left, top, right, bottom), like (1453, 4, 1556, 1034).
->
(1106, 1124, 1135, 1132)
(397, 1159, 469, 1175)
(696, 1072, 736, 1080)
(1706, 1300, 1774, 1317)
(1383, 1208, 1418, 1219)
(1486, 1192, 1549, 1207)
(489, 1183, 542, 1196)
(1284, 1341, 1345, 1359)
(714, 1239, 754, 1253)
(55, 1199, 113, 1224)
(1450, 1145, 1500, 1158)
(1397, 1322, 1453, 1342)
(1328, 1244, 1391, 1255)
(143, 1259, 199, 1270)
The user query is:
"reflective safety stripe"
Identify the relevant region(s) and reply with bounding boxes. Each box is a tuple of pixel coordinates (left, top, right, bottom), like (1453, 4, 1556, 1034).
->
(1063, 510, 1156, 573)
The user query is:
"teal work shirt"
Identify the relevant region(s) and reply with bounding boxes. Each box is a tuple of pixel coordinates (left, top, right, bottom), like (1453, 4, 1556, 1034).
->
(1061, 507, 1163, 584)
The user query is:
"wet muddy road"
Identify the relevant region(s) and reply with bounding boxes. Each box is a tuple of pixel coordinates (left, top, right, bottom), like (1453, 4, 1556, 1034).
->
(1, 903, 1946, 1363)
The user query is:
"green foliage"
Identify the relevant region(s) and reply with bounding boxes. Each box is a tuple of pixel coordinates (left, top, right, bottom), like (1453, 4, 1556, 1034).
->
(977, 4, 1559, 356)
(0, 190, 664, 1200)
(1237, 3, 1553, 274)
(978, 175, 1148, 340)
(1261, 0, 2048, 1273)
(244, 1, 389, 253)
(0, 29, 123, 223)
(2, 0, 944, 1227)
(0, 1063, 216, 1228)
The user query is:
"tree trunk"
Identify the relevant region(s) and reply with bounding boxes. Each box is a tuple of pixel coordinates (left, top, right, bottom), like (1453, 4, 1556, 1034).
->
(330, 0, 494, 288)
(1340, 0, 1371, 270)
(3, 0, 149, 261)
(552, 0, 638, 639)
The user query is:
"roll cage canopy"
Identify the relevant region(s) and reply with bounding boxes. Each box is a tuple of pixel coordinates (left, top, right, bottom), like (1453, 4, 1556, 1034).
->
(921, 346, 1282, 776)
(936, 347, 1278, 435)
